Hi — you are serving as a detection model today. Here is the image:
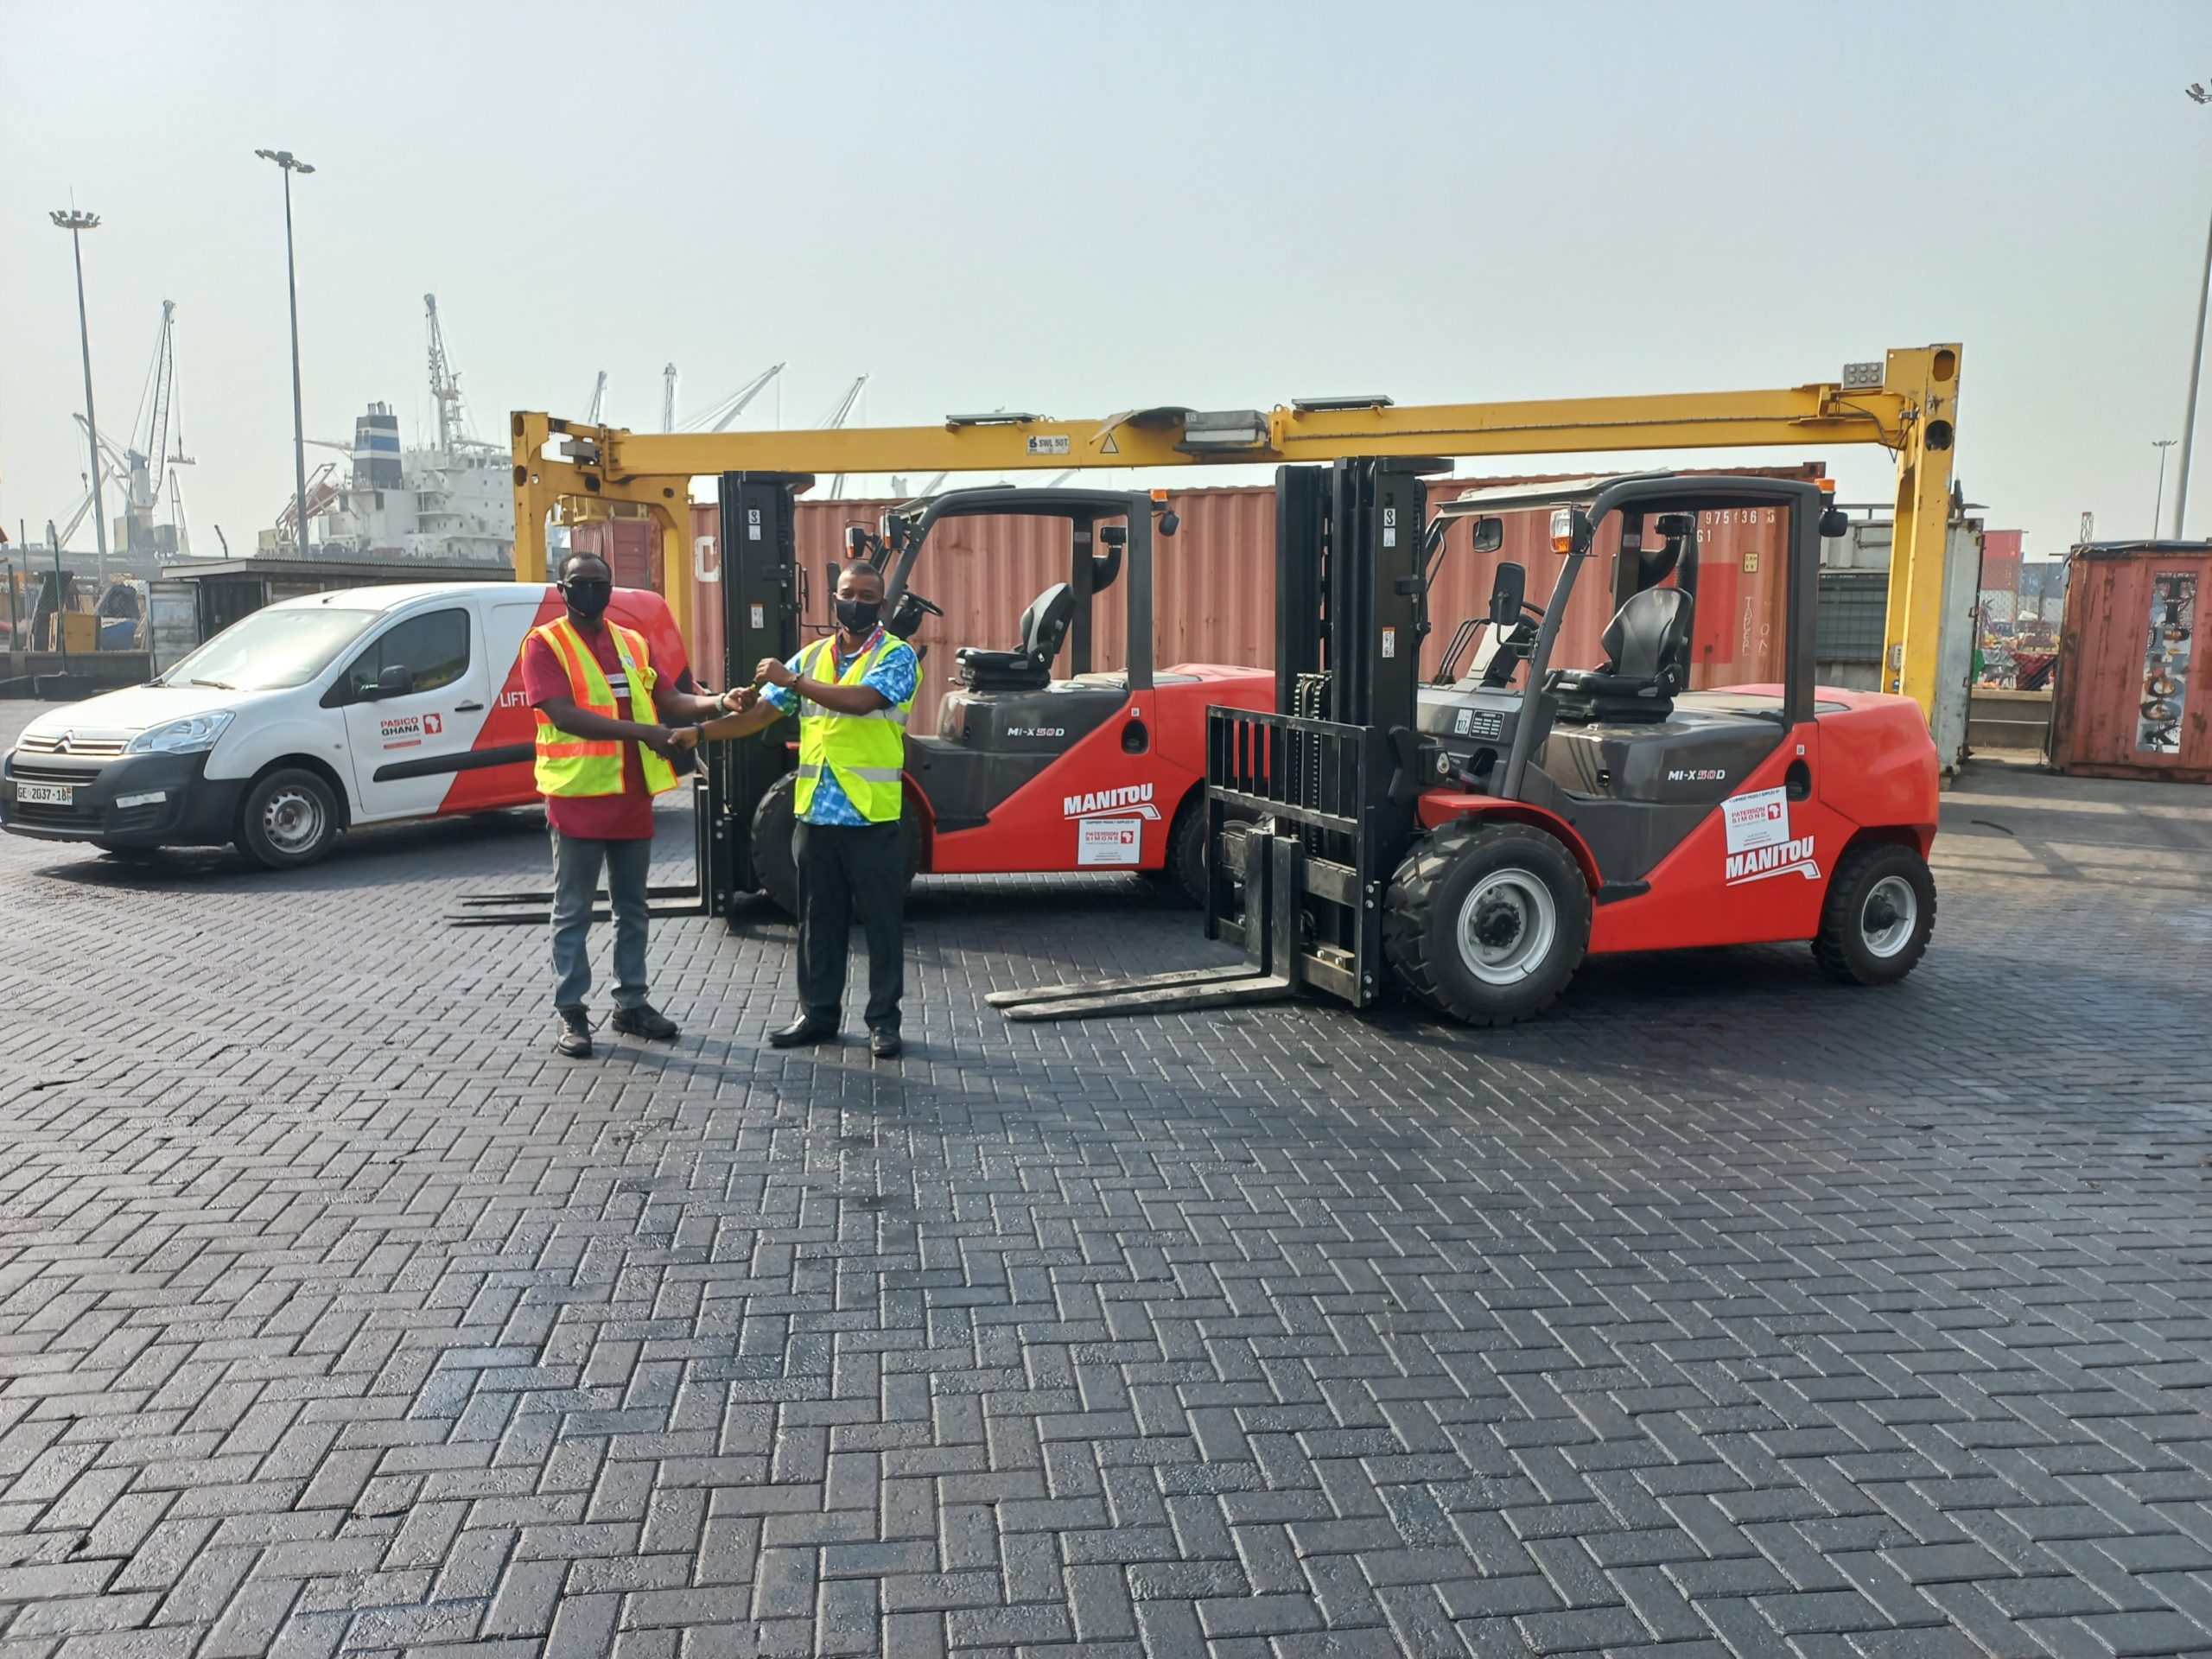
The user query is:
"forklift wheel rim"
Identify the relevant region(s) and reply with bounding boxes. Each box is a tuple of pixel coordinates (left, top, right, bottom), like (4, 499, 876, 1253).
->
(261, 787, 324, 854)
(1455, 870, 1557, 986)
(1860, 874, 1917, 958)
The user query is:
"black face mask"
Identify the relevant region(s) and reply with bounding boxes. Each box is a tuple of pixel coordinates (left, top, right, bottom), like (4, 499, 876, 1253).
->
(563, 578, 613, 619)
(836, 596, 881, 632)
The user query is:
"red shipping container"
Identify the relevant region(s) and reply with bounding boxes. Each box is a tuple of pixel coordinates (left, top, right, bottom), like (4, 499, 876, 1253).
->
(2050, 543, 2212, 782)
(1980, 529, 2023, 594)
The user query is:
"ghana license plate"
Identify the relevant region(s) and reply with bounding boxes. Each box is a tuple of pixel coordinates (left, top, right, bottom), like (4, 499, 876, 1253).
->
(14, 783, 73, 805)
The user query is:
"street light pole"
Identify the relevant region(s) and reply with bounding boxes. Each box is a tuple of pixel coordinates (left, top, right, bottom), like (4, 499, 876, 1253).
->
(255, 148, 316, 559)
(48, 208, 110, 588)
(2154, 439, 2179, 537)
(2178, 84, 2212, 538)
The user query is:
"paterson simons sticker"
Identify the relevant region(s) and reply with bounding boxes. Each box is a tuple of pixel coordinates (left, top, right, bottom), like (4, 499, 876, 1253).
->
(1720, 785, 1819, 885)
(1077, 818, 1143, 867)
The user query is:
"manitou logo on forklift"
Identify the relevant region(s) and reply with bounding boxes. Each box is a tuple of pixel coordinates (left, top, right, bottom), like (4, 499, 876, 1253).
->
(1724, 837, 1821, 884)
(994, 461, 1942, 1030)
(1062, 784, 1160, 820)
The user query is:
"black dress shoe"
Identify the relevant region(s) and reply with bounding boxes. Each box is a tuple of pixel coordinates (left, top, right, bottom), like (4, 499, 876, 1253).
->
(553, 1007, 593, 1059)
(611, 1002, 678, 1040)
(769, 1017, 837, 1048)
(868, 1027, 902, 1059)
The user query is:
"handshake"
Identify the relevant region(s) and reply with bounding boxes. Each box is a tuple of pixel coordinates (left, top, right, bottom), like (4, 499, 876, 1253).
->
(639, 669, 781, 758)
(644, 726, 702, 758)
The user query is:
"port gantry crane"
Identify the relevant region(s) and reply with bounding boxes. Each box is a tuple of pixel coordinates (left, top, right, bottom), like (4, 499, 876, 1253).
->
(507, 346, 1962, 717)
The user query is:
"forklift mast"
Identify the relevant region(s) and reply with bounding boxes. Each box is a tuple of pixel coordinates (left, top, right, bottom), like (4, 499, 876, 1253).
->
(1275, 459, 1439, 729)
(700, 471, 809, 922)
(996, 456, 1445, 1018)
(1200, 458, 1442, 1006)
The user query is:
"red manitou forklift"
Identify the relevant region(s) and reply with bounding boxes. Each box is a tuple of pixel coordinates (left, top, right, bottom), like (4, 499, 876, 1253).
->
(992, 459, 1941, 1026)
(700, 474, 1274, 921)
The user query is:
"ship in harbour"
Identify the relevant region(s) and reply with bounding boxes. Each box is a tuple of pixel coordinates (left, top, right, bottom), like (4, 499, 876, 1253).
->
(258, 296, 513, 567)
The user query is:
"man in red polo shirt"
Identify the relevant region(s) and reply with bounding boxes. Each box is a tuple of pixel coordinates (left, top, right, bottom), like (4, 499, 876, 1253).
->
(521, 552, 730, 1058)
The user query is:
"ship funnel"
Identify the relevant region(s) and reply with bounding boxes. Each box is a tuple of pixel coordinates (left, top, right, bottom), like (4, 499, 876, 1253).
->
(354, 403, 402, 488)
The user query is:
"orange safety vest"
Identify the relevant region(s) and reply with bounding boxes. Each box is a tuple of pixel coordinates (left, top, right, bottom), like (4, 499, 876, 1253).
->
(531, 615, 678, 798)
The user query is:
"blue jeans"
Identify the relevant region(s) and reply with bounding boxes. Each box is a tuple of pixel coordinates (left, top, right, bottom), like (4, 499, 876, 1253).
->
(549, 827, 653, 1012)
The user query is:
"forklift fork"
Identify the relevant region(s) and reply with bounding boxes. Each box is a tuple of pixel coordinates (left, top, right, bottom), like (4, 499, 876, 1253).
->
(992, 459, 1436, 1024)
(986, 830, 1304, 1020)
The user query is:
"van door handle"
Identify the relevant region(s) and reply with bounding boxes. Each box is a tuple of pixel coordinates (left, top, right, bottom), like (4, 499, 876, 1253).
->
(454, 700, 485, 711)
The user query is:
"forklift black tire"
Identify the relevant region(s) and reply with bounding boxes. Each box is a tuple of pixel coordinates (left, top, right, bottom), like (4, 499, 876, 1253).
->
(1154, 792, 1205, 906)
(1153, 790, 1247, 907)
(1384, 822, 1591, 1026)
(748, 772, 922, 921)
(1812, 841, 1936, 986)
(236, 767, 340, 870)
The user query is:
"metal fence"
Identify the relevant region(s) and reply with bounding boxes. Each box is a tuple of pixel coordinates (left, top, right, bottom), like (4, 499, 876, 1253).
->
(1975, 588, 2058, 690)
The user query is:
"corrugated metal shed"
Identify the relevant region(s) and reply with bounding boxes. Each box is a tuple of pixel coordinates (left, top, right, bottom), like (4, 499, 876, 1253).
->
(677, 467, 1822, 725)
(2050, 542, 2211, 782)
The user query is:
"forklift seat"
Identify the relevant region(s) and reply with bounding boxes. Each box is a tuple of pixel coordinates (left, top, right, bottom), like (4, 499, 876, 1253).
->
(954, 582, 1074, 692)
(1551, 585, 1693, 722)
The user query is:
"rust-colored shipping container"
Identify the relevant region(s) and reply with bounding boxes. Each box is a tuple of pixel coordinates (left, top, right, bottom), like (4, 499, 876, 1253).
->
(568, 516, 664, 594)
(676, 467, 1819, 727)
(2050, 542, 2212, 782)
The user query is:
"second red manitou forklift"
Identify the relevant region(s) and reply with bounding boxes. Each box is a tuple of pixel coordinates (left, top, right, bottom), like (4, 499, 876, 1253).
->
(992, 458, 1942, 1027)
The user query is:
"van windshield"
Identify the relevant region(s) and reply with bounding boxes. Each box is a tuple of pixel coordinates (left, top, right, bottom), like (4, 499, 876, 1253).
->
(157, 608, 378, 692)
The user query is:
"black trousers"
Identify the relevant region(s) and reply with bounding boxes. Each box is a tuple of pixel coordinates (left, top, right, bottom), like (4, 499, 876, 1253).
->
(794, 818, 906, 1032)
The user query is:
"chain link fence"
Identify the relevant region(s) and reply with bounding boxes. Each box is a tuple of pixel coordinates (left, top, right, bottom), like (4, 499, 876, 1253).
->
(1976, 588, 2058, 690)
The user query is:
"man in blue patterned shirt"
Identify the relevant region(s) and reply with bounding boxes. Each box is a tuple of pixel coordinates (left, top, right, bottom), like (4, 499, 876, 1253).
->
(693, 563, 918, 1056)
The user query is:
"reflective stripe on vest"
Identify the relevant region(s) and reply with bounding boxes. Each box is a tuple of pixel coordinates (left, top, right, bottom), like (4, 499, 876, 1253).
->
(531, 616, 680, 799)
(792, 631, 912, 823)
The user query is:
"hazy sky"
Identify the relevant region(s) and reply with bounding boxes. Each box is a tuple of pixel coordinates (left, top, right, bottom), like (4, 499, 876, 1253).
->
(4, 0, 2209, 564)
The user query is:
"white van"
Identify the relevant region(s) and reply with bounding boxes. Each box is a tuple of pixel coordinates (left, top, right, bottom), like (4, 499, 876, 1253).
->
(1, 582, 694, 868)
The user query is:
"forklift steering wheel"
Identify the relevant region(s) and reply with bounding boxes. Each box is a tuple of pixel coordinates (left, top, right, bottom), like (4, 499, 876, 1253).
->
(906, 592, 944, 618)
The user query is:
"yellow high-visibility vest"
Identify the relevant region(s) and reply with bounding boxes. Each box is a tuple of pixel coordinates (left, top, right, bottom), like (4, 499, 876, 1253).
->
(793, 630, 912, 823)
(531, 616, 679, 799)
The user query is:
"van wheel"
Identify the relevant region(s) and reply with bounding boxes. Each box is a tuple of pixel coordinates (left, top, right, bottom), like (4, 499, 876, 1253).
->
(747, 772, 922, 920)
(238, 768, 339, 869)
(1813, 842, 1936, 985)
(1384, 822, 1591, 1025)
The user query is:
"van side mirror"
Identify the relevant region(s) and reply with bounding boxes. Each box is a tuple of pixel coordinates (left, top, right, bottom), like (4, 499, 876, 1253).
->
(1820, 506, 1851, 539)
(1470, 516, 1504, 554)
(371, 664, 415, 700)
(1488, 561, 1527, 628)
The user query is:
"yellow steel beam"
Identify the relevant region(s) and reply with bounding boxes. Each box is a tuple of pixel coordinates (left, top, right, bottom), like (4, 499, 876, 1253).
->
(520, 381, 1912, 485)
(1878, 345, 1963, 709)
(510, 346, 1961, 711)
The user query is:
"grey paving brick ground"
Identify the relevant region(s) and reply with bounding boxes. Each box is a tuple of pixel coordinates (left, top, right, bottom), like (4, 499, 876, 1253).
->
(2, 697, 2209, 1658)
